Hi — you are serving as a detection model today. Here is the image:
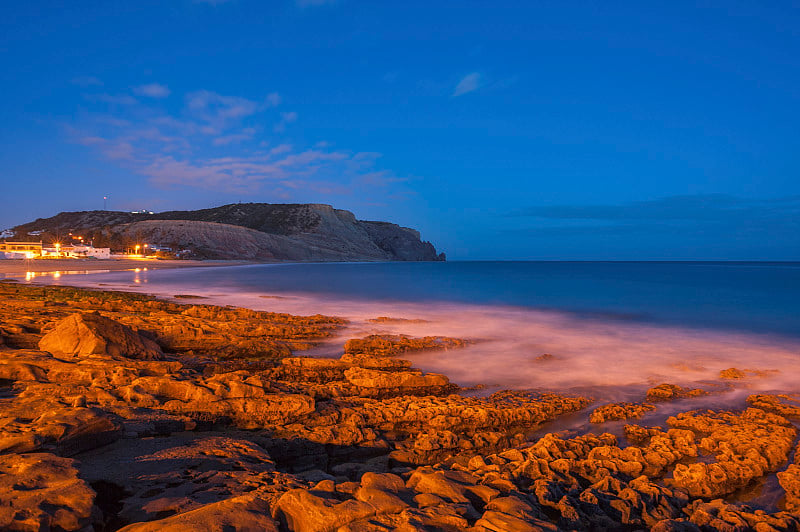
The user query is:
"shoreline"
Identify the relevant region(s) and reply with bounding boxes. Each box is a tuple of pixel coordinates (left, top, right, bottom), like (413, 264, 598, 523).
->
(0, 257, 256, 277)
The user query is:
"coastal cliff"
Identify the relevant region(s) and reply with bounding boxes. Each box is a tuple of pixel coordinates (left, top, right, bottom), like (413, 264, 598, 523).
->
(9, 203, 446, 261)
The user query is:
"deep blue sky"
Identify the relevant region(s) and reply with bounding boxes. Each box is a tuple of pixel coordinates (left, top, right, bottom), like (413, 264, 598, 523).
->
(1, 1, 799, 259)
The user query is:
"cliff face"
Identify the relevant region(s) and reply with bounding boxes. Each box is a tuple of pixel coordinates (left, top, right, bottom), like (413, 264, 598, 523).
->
(10, 203, 445, 262)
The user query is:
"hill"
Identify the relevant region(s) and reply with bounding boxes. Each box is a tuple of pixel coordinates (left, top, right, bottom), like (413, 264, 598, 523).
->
(8, 203, 445, 261)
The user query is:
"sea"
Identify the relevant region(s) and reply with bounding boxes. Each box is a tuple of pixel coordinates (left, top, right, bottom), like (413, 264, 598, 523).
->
(25, 261, 800, 404)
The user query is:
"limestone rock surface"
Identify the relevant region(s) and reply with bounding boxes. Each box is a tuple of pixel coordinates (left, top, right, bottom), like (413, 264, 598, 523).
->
(0, 452, 98, 532)
(39, 312, 164, 360)
(117, 494, 279, 532)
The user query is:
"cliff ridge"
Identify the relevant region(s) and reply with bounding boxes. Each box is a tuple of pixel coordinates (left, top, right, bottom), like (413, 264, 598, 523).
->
(9, 203, 445, 262)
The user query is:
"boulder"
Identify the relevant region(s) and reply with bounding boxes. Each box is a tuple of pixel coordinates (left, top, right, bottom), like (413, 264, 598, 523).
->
(273, 489, 378, 532)
(39, 312, 164, 360)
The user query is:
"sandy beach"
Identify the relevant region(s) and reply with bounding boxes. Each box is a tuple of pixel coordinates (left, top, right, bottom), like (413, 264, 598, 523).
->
(0, 258, 253, 278)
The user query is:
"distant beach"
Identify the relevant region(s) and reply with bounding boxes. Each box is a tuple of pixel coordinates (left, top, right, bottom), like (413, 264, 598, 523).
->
(0, 258, 253, 278)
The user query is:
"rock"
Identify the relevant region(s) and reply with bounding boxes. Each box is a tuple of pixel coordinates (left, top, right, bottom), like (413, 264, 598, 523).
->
(117, 494, 279, 532)
(747, 393, 800, 420)
(669, 499, 800, 531)
(39, 312, 164, 360)
(359, 472, 407, 493)
(9, 282, 800, 531)
(589, 402, 655, 423)
(474, 510, 558, 531)
(0, 404, 121, 456)
(666, 408, 796, 498)
(273, 489, 377, 532)
(77, 434, 292, 525)
(646, 384, 709, 402)
(778, 464, 800, 512)
(474, 494, 557, 531)
(719, 368, 746, 379)
(13, 203, 446, 262)
(0, 452, 98, 531)
(343, 335, 469, 358)
(406, 467, 498, 509)
(344, 367, 450, 389)
(367, 317, 429, 324)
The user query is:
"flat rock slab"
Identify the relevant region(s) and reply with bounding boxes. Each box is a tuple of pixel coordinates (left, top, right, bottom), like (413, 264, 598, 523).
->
(76, 432, 287, 524)
(117, 494, 279, 532)
(0, 452, 98, 531)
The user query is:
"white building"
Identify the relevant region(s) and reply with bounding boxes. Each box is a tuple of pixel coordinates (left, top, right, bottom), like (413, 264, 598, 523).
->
(0, 241, 42, 259)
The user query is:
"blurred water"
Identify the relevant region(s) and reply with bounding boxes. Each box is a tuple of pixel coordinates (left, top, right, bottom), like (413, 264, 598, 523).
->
(36, 261, 800, 399)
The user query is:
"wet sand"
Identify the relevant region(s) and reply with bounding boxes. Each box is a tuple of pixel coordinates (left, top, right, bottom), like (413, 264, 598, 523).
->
(0, 258, 254, 278)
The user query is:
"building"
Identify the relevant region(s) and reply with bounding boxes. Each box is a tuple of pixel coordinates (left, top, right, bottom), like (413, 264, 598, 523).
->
(0, 241, 111, 259)
(64, 245, 111, 259)
(41, 244, 112, 259)
(0, 241, 42, 259)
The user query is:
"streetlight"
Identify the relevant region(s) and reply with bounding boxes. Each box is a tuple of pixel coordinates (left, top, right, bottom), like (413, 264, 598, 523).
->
(134, 244, 140, 256)
(54, 242, 61, 257)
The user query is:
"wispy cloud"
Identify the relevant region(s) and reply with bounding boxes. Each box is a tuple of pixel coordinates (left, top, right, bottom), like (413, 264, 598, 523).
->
(185, 90, 280, 132)
(274, 111, 298, 132)
(453, 72, 481, 97)
(70, 86, 411, 199)
(134, 83, 171, 98)
(212, 127, 256, 146)
(266, 92, 281, 106)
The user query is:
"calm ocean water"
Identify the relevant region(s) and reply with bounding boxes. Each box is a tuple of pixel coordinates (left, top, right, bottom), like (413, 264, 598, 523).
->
(68, 261, 800, 338)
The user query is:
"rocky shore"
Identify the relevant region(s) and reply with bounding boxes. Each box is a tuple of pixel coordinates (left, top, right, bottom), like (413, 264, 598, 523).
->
(1, 281, 800, 531)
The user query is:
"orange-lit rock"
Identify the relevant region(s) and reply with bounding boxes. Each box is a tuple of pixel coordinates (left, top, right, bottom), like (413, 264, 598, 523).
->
(645, 383, 709, 402)
(589, 402, 655, 423)
(117, 494, 279, 532)
(343, 334, 469, 358)
(4, 283, 800, 531)
(0, 452, 98, 531)
(39, 312, 164, 360)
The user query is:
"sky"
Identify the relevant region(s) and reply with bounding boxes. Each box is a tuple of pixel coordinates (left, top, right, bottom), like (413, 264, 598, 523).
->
(1, 1, 799, 260)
